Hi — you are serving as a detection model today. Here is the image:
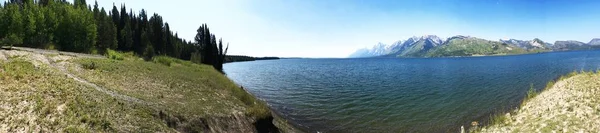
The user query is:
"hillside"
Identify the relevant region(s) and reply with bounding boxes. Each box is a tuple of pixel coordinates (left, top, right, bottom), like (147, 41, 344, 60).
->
(426, 36, 528, 57)
(349, 35, 600, 58)
(0, 47, 297, 132)
(552, 40, 600, 51)
(387, 35, 444, 57)
(475, 71, 600, 132)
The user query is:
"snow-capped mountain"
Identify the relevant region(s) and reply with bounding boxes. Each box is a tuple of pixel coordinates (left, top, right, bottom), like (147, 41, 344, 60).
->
(385, 35, 444, 57)
(348, 42, 393, 58)
(588, 38, 600, 46)
(500, 38, 550, 50)
(348, 35, 444, 58)
(348, 35, 600, 58)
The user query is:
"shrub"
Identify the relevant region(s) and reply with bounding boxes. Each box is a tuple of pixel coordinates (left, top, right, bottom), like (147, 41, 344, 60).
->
(105, 49, 124, 60)
(46, 43, 57, 50)
(143, 46, 155, 61)
(82, 61, 97, 70)
(1, 34, 22, 47)
(152, 56, 172, 66)
(526, 84, 537, 99)
(489, 113, 508, 125)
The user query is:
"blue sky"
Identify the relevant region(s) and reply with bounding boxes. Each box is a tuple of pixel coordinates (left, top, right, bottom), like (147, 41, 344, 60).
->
(8, 0, 600, 57)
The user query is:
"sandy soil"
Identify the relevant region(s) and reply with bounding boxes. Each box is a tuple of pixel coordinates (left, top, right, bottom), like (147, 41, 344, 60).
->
(478, 72, 600, 132)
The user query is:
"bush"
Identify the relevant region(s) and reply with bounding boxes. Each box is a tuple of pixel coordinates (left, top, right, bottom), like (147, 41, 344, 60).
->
(526, 84, 537, 99)
(489, 113, 508, 125)
(1, 34, 23, 47)
(152, 56, 172, 66)
(82, 61, 97, 70)
(143, 46, 155, 61)
(105, 49, 124, 60)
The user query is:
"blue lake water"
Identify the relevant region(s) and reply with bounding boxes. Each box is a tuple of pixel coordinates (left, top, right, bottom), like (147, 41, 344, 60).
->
(223, 50, 600, 133)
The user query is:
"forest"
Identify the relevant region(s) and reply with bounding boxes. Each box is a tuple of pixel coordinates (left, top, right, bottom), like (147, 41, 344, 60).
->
(0, 0, 230, 70)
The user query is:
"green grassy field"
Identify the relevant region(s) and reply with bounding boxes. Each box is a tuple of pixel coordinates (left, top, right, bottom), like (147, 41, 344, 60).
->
(0, 49, 283, 132)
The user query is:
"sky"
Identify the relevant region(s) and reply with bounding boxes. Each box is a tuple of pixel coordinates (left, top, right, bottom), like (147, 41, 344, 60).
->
(8, 0, 600, 57)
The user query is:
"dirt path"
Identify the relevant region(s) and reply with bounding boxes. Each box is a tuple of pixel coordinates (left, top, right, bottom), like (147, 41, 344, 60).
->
(1, 48, 151, 106)
(9, 46, 105, 59)
(45, 56, 150, 106)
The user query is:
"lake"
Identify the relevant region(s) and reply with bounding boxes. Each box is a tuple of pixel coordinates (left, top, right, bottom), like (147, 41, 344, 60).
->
(223, 50, 600, 132)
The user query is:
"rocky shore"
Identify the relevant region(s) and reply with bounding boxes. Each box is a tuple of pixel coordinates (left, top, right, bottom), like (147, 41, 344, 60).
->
(476, 71, 600, 132)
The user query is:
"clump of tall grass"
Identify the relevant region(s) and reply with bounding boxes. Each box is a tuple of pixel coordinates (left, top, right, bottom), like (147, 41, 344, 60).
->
(105, 49, 135, 60)
(106, 49, 124, 60)
(152, 56, 173, 66)
(526, 84, 538, 100)
(489, 113, 508, 126)
(82, 61, 97, 70)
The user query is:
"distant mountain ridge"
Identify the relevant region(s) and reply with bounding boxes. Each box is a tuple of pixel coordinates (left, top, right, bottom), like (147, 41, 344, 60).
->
(349, 35, 600, 58)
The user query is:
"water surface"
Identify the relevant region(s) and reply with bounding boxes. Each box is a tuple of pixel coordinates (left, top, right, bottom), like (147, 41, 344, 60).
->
(224, 50, 600, 132)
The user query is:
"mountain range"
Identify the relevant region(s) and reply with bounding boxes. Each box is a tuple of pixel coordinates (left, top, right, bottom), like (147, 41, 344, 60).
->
(349, 35, 600, 58)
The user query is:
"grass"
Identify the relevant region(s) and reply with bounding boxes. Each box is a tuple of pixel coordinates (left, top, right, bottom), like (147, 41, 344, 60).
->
(489, 113, 508, 126)
(105, 49, 135, 61)
(0, 58, 171, 132)
(152, 56, 173, 66)
(525, 84, 538, 100)
(519, 71, 581, 106)
(70, 53, 271, 130)
(81, 60, 97, 70)
(0, 49, 277, 132)
(477, 70, 600, 132)
(426, 37, 530, 57)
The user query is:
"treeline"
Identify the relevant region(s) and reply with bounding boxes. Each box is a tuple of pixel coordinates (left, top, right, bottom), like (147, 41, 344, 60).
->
(224, 55, 279, 63)
(0, 0, 229, 70)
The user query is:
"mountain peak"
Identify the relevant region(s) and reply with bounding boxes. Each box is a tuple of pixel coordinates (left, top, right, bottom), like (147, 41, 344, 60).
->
(349, 35, 600, 58)
(447, 35, 470, 41)
(588, 38, 600, 45)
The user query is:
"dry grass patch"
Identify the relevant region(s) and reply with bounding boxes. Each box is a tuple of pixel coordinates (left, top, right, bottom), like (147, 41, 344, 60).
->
(0, 58, 172, 132)
(477, 71, 600, 132)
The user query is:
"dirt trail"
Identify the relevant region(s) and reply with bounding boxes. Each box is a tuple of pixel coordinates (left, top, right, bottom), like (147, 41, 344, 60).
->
(2, 48, 151, 106)
(45, 56, 150, 106)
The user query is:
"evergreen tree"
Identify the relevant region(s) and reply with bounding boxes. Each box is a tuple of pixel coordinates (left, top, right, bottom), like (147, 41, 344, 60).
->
(54, 4, 96, 53)
(74, 0, 86, 9)
(141, 29, 153, 60)
(195, 24, 229, 71)
(95, 7, 117, 53)
(92, 1, 99, 19)
(165, 23, 174, 57)
(22, 1, 40, 47)
(149, 13, 165, 55)
(1, 3, 24, 46)
(120, 19, 133, 51)
(215, 38, 228, 70)
(0, 0, 232, 71)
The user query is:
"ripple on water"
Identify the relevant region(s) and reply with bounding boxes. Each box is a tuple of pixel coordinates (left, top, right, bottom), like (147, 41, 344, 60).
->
(224, 50, 600, 132)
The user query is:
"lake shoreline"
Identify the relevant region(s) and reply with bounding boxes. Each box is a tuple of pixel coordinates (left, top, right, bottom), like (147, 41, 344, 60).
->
(237, 85, 310, 133)
(365, 49, 600, 59)
(224, 50, 600, 132)
(475, 71, 600, 132)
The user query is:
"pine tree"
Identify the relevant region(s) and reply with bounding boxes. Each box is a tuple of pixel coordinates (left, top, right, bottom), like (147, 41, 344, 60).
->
(2, 3, 24, 46)
(215, 38, 228, 70)
(22, 1, 36, 47)
(165, 23, 174, 57)
(95, 7, 117, 53)
(149, 13, 165, 55)
(120, 19, 133, 51)
(74, 0, 86, 9)
(0, 0, 231, 69)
